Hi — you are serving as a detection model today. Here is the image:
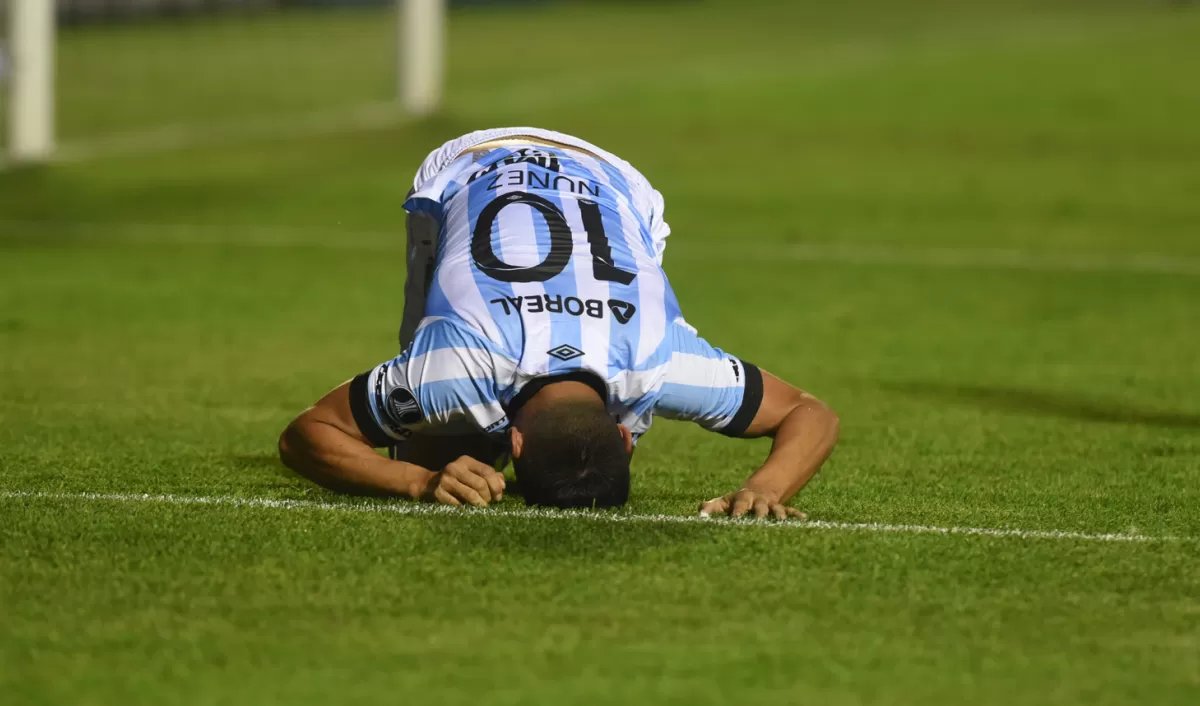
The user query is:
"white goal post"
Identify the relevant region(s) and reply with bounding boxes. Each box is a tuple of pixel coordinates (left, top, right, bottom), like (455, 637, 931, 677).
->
(5, 0, 56, 163)
(400, 0, 445, 117)
(3, 0, 445, 164)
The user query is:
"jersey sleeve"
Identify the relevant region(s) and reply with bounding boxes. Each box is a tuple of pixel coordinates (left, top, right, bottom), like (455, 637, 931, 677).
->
(651, 323, 764, 437)
(403, 153, 477, 226)
(348, 318, 511, 447)
(647, 187, 671, 264)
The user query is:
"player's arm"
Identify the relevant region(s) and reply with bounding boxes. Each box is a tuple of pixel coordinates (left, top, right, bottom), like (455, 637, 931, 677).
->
(698, 370, 839, 520)
(278, 381, 505, 506)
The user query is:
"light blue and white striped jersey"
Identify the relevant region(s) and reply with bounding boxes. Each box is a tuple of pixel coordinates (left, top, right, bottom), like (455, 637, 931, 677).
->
(351, 128, 762, 447)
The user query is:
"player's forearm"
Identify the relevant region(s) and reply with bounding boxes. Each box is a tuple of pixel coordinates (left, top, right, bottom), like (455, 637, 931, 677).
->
(279, 419, 433, 498)
(742, 400, 838, 504)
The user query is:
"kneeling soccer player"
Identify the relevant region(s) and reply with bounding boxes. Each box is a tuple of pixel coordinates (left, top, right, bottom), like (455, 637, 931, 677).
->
(279, 128, 839, 518)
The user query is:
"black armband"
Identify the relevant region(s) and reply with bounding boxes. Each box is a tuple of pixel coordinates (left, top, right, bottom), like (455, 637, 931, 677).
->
(349, 371, 396, 448)
(720, 361, 763, 438)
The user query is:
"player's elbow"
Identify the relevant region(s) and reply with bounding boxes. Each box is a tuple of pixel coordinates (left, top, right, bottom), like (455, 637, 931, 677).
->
(277, 416, 309, 471)
(277, 424, 296, 470)
(797, 395, 839, 443)
(811, 394, 838, 425)
(824, 405, 841, 444)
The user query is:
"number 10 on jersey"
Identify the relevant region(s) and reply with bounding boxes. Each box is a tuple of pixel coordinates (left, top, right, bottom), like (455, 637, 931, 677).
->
(471, 192, 637, 286)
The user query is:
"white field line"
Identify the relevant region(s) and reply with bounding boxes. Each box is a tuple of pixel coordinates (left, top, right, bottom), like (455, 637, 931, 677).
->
(4, 219, 1200, 278)
(53, 102, 409, 164)
(0, 490, 1186, 544)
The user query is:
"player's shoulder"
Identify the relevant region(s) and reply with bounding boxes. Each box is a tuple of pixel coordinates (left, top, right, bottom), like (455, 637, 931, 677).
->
(408, 314, 485, 346)
(403, 316, 514, 371)
(353, 317, 516, 445)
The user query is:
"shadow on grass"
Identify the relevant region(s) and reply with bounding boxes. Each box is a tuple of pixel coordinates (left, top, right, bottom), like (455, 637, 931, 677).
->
(227, 452, 294, 478)
(419, 510, 711, 563)
(883, 381, 1200, 431)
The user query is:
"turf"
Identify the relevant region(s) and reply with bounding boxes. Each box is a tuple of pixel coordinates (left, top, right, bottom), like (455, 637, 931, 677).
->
(2, 0, 1199, 703)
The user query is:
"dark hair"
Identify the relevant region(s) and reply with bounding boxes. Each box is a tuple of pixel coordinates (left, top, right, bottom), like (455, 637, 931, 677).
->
(512, 401, 630, 509)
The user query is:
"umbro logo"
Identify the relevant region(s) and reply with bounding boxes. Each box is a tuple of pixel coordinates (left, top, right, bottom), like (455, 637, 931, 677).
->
(547, 344, 585, 362)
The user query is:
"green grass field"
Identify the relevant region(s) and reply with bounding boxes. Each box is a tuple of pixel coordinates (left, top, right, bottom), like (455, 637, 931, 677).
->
(2, 0, 1199, 703)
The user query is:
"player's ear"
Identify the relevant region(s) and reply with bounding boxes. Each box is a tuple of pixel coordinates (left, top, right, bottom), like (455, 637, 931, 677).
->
(617, 424, 633, 455)
(509, 427, 524, 459)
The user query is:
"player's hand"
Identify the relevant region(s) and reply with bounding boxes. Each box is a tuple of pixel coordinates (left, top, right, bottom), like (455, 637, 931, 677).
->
(698, 488, 806, 521)
(424, 455, 506, 507)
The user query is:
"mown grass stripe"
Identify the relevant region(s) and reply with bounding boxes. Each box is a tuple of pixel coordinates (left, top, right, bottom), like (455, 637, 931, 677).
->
(0, 490, 1184, 543)
(5, 220, 1200, 277)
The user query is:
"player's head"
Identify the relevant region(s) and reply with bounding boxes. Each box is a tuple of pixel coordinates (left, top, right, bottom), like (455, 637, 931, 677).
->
(510, 399, 632, 509)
